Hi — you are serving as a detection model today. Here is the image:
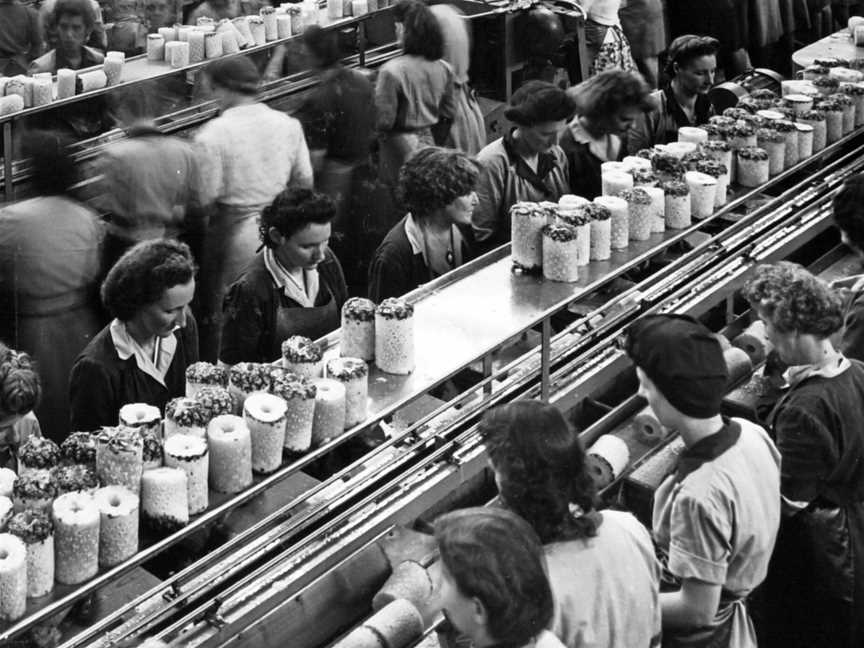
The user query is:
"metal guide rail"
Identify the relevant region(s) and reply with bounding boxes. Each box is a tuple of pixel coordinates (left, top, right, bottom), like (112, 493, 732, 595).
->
(35, 133, 864, 648)
(157, 149, 864, 648)
(2, 123, 859, 647)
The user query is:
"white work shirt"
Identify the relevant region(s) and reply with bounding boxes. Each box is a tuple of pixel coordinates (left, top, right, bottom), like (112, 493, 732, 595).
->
(195, 102, 313, 209)
(652, 418, 781, 648)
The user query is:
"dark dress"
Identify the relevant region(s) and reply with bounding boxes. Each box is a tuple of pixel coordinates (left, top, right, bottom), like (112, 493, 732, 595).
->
(367, 216, 471, 303)
(69, 315, 199, 432)
(841, 278, 864, 362)
(219, 250, 347, 365)
(762, 360, 864, 648)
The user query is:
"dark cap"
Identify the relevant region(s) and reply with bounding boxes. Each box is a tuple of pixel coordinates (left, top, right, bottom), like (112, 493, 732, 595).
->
(625, 314, 728, 418)
(207, 56, 260, 95)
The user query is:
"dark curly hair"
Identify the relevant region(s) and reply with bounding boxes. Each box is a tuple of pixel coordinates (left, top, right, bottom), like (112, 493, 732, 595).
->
(101, 240, 196, 321)
(53, 0, 96, 31)
(741, 262, 844, 337)
(569, 69, 652, 128)
(833, 174, 864, 253)
(392, 0, 443, 61)
(480, 399, 598, 544)
(435, 507, 553, 647)
(0, 344, 41, 417)
(259, 187, 336, 248)
(505, 80, 576, 127)
(398, 147, 481, 221)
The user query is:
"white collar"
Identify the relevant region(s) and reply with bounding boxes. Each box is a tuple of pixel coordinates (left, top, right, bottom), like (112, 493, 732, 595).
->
(404, 213, 464, 269)
(263, 247, 319, 308)
(784, 351, 851, 387)
(568, 117, 621, 162)
(109, 319, 177, 387)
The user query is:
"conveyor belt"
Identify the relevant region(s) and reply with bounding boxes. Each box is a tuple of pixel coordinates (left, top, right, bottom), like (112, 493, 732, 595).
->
(48, 133, 864, 648)
(5, 107, 864, 648)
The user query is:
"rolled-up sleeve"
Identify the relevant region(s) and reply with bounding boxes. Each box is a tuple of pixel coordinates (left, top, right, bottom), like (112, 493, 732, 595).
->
(668, 492, 732, 585)
(375, 67, 399, 132)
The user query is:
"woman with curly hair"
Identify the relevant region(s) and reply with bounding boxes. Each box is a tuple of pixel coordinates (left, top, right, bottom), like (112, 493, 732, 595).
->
(375, 0, 455, 189)
(368, 147, 480, 301)
(479, 399, 661, 648)
(560, 69, 652, 199)
(69, 239, 198, 431)
(742, 261, 864, 648)
(0, 344, 42, 470)
(219, 187, 347, 364)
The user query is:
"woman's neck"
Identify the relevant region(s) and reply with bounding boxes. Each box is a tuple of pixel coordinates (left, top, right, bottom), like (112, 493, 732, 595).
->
(671, 78, 697, 110)
(578, 115, 604, 140)
(124, 319, 154, 349)
(418, 210, 450, 235)
(511, 130, 538, 160)
(798, 337, 840, 367)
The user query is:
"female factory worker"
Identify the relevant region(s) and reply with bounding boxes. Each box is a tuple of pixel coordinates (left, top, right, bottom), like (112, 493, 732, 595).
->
(368, 147, 480, 302)
(480, 399, 661, 648)
(560, 69, 652, 199)
(628, 35, 718, 153)
(375, 0, 455, 189)
(0, 344, 42, 471)
(434, 507, 566, 648)
(69, 240, 198, 431)
(831, 174, 864, 361)
(470, 81, 573, 250)
(742, 262, 864, 648)
(625, 314, 780, 647)
(219, 188, 347, 365)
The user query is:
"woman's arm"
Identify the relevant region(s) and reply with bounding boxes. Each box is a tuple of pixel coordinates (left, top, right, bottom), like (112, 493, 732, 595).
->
(69, 357, 116, 432)
(375, 66, 399, 133)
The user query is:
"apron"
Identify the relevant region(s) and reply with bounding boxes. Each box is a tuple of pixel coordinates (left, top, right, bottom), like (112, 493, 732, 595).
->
(447, 82, 486, 156)
(661, 596, 749, 648)
(199, 205, 262, 361)
(273, 287, 340, 355)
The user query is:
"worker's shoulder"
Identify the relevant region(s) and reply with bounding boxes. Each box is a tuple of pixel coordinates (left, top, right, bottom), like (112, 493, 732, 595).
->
(476, 137, 509, 164)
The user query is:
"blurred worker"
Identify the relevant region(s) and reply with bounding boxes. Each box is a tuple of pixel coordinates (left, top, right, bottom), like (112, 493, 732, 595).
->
(0, 131, 103, 442)
(429, 2, 486, 155)
(375, 0, 455, 189)
(96, 121, 199, 270)
(0, 0, 41, 76)
(581, 0, 637, 75)
(619, 0, 666, 88)
(194, 56, 313, 361)
(39, 0, 106, 54)
(294, 26, 375, 290)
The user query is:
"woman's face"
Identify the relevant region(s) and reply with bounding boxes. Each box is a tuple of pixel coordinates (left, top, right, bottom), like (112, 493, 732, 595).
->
(0, 412, 23, 447)
(272, 222, 331, 271)
(517, 120, 566, 155)
(756, 310, 801, 365)
(599, 105, 643, 136)
(676, 55, 717, 95)
(444, 192, 479, 227)
(437, 563, 486, 645)
(131, 279, 195, 339)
